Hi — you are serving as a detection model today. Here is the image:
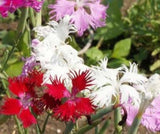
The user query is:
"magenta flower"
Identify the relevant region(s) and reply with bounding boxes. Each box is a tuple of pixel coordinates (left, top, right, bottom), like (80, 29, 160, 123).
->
(0, 0, 44, 17)
(125, 96, 160, 132)
(49, 0, 107, 36)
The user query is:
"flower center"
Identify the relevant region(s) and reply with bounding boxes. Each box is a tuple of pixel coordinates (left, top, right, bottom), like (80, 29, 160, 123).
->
(76, 0, 84, 7)
(19, 94, 32, 109)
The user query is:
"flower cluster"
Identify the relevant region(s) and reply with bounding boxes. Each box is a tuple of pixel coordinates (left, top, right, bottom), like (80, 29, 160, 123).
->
(1, 0, 160, 133)
(0, 0, 44, 17)
(0, 16, 96, 128)
(0, 70, 44, 127)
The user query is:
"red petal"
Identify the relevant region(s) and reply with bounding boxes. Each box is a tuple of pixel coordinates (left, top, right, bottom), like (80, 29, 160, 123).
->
(75, 98, 95, 115)
(69, 70, 93, 95)
(0, 98, 21, 115)
(8, 77, 28, 96)
(18, 109, 36, 128)
(54, 100, 78, 122)
(45, 77, 70, 100)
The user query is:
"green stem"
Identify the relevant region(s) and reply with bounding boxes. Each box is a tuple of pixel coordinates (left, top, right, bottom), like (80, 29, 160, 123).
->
(29, 8, 36, 27)
(41, 114, 50, 134)
(114, 107, 122, 134)
(95, 126, 98, 134)
(1, 44, 17, 72)
(64, 122, 75, 134)
(14, 116, 23, 134)
(17, 8, 29, 38)
(76, 120, 101, 134)
(1, 79, 10, 97)
(128, 113, 142, 134)
(98, 119, 110, 134)
(35, 10, 42, 26)
(24, 128, 29, 134)
(91, 106, 113, 121)
(36, 123, 42, 134)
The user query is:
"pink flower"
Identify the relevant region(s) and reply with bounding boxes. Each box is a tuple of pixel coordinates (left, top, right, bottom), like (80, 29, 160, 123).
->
(49, 0, 107, 36)
(125, 96, 160, 132)
(45, 70, 95, 121)
(0, 0, 44, 17)
(20, 56, 38, 77)
(0, 70, 44, 128)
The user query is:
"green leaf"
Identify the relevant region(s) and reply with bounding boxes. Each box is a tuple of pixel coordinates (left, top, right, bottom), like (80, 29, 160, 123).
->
(6, 61, 23, 77)
(112, 38, 131, 58)
(108, 58, 130, 68)
(18, 29, 31, 57)
(95, 0, 124, 40)
(86, 47, 104, 61)
(2, 31, 17, 45)
(150, 60, 160, 71)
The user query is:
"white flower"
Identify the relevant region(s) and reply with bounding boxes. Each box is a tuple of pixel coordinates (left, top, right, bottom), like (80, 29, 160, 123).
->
(34, 15, 76, 42)
(32, 16, 89, 85)
(135, 74, 160, 112)
(90, 58, 147, 108)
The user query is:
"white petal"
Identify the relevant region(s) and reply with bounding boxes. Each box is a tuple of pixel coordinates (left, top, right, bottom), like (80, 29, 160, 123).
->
(120, 84, 140, 106)
(91, 86, 117, 108)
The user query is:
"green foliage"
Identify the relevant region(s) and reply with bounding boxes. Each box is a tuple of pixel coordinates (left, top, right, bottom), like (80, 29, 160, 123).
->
(112, 38, 131, 58)
(85, 47, 104, 65)
(17, 29, 31, 57)
(95, 0, 124, 41)
(6, 61, 23, 77)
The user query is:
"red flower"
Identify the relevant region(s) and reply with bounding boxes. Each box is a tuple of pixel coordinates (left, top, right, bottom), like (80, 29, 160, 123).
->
(46, 70, 95, 122)
(32, 93, 61, 115)
(0, 70, 44, 128)
(45, 77, 70, 100)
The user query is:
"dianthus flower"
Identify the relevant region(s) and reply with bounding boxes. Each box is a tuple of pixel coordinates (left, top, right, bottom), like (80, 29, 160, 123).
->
(125, 74, 160, 132)
(125, 96, 160, 132)
(45, 70, 95, 122)
(0, 70, 43, 128)
(33, 16, 88, 84)
(49, 0, 107, 36)
(0, 0, 44, 17)
(90, 58, 147, 108)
